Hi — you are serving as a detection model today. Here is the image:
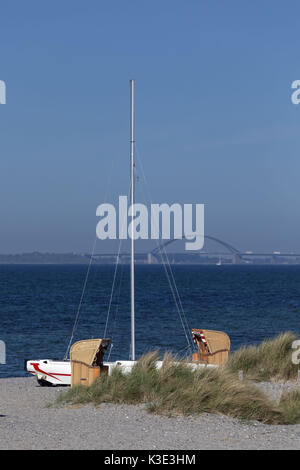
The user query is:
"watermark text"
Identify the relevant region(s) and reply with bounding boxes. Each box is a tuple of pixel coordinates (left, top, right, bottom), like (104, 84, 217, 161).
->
(0, 80, 6, 104)
(96, 197, 204, 251)
(292, 339, 300, 365)
(0, 340, 6, 364)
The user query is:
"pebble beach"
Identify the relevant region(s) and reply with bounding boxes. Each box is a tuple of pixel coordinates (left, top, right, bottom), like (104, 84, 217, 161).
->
(0, 377, 299, 450)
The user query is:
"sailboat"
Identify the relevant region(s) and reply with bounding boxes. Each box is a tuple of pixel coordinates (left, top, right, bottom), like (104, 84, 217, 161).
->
(25, 80, 230, 386)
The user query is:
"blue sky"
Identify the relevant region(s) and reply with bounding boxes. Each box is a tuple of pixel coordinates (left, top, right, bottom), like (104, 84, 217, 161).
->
(0, 1, 300, 253)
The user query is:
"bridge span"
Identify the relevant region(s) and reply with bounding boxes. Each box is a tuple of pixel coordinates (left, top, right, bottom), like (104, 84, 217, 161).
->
(86, 235, 300, 264)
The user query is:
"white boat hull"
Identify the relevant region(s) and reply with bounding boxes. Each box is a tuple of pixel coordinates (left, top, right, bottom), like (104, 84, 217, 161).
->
(25, 359, 140, 386)
(25, 358, 216, 386)
(25, 359, 71, 386)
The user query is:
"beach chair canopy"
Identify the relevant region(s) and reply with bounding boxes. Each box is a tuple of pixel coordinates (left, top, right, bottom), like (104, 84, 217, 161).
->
(192, 329, 230, 366)
(70, 338, 110, 367)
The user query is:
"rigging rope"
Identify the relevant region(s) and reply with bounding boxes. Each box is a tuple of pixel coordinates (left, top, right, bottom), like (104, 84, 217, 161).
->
(135, 144, 194, 354)
(157, 245, 194, 353)
(103, 183, 130, 339)
(103, 237, 124, 339)
(63, 154, 118, 360)
(64, 236, 97, 360)
(107, 261, 124, 361)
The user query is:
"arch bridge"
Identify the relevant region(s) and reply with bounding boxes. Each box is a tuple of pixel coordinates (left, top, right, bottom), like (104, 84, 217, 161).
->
(150, 235, 243, 264)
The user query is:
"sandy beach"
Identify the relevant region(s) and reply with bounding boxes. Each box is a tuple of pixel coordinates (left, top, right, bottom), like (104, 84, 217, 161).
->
(0, 377, 299, 450)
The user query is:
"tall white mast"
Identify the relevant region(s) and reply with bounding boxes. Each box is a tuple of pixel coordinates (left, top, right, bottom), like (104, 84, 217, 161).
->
(130, 79, 135, 361)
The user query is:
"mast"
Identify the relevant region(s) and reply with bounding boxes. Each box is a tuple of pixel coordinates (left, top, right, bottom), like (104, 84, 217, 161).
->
(130, 79, 135, 361)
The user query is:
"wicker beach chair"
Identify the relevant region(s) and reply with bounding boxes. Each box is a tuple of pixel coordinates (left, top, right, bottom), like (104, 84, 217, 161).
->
(70, 338, 110, 387)
(192, 329, 230, 366)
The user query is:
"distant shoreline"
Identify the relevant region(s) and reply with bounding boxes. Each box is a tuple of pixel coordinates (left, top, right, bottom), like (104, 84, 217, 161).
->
(0, 252, 299, 265)
(0, 260, 232, 265)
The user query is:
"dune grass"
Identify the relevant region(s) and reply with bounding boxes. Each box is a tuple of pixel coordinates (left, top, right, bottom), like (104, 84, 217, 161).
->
(226, 332, 299, 381)
(56, 342, 300, 425)
(278, 390, 300, 424)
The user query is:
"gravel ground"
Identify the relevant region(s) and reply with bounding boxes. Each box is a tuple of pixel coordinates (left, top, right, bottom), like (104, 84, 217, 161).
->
(0, 377, 299, 450)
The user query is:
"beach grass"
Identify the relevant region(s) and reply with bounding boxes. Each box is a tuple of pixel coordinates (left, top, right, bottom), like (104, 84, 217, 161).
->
(226, 331, 299, 381)
(56, 341, 300, 425)
(278, 390, 300, 425)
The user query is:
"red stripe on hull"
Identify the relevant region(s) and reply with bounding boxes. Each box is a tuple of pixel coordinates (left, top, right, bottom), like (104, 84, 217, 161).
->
(30, 363, 71, 381)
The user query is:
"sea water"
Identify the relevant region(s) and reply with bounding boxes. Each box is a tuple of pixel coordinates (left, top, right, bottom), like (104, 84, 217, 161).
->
(0, 264, 299, 378)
